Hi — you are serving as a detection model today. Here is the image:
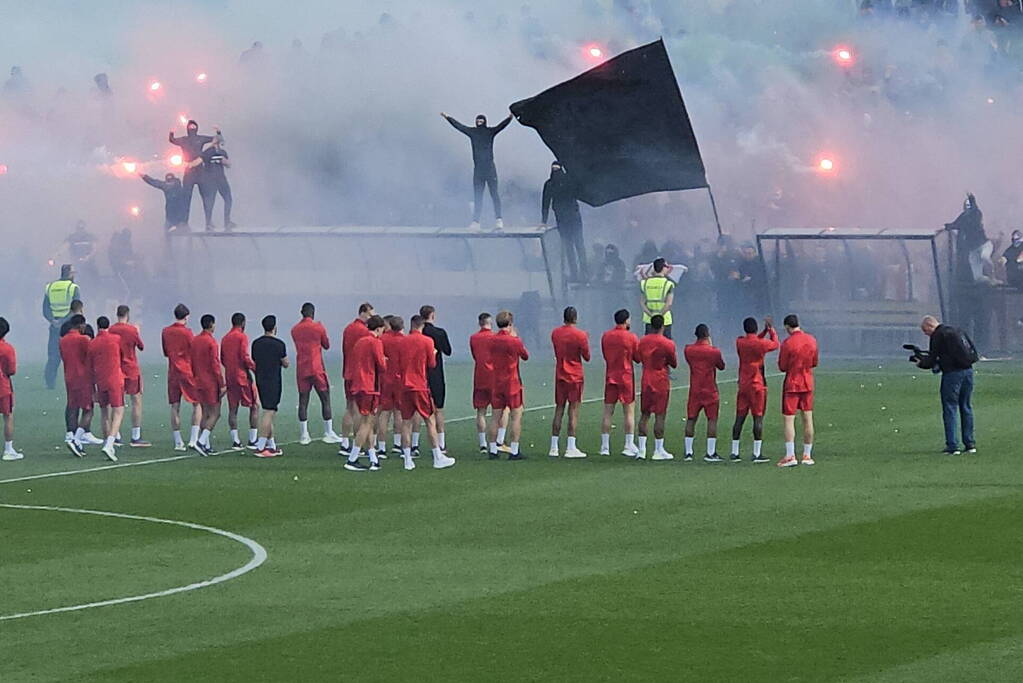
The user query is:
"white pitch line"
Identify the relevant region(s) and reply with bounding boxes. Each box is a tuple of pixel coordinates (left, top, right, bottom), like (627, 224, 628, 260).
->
(0, 455, 196, 486)
(0, 503, 267, 621)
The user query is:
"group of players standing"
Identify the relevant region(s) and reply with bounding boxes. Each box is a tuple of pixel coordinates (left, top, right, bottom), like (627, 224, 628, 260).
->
(0, 296, 820, 469)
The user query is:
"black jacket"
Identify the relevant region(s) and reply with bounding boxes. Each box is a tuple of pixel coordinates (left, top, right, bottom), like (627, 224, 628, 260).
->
(919, 324, 974, 372)
(445, 115, 511, 171)
(541, 169, 581, 227)
(142, 175, 188, 225)
(422, 322, 451, 383)
(169, 131, 214, 163)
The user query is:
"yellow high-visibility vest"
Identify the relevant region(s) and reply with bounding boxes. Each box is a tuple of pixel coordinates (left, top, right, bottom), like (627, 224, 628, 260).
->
(641, 276, 674, 325)
(45, 279, 79, 318)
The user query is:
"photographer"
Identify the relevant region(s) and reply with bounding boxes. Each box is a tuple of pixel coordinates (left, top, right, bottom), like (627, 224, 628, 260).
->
(908, 316, 978, 456)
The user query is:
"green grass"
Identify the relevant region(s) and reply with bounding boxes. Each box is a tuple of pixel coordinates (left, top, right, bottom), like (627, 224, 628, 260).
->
(1, 359, 1021, 682)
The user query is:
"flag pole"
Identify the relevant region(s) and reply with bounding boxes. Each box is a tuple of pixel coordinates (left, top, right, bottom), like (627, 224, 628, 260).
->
(706, 185, 723, 236)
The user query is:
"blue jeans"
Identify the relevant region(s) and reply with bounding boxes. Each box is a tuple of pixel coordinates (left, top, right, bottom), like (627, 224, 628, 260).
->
(940, 368, 974, 451)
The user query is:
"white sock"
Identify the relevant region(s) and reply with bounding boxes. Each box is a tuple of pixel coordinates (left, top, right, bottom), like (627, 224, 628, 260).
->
(510, 441, 520, 455)
(393, 433, 401, 447)
(173, 430, 184, 447)
(403, 447, 413, 465)
(707, 437, 717, 456)
(600, 433, 610, 451)
(230, 429, 239, 443)
(731, 439, 740, 456)
(625, 433, 635, 448)
(567, 436, 577, 451)
(132, 427, 141, 441)
(299, 420, 309, 437)
(75, 427, 86, 441)
(637, 435, 647, 454)
(550, 435, 559, 451)
(256, 436, 267, 450)
(368, 448, 379, 465)
(478, 432, 487, 447)
(268, 437, 276, 449)
(803, 443, 814, 458)
(117, 432, 122, 442)
(189, 425, 200, 444)
(201, 429, 213, 446)
(412, 432, 420, 447)
(104, 435, 115, 448)
(685, 436, 694, 455)
(432, 447, 443, 460)
(248, 428, 258, 443)
(488, 442, 498, 454)
(65, 431, 74, 442)
(438, 432, 446, 449)
(753, 440, 762, 457)
(377, 440, 386, 453)
(349, 445, 361, 461)
(324, 418, 334, 435)
(341, 436, 350, 449)
(497, 426, 506, 444)
(785, 441, 795, 457)
(4, 440, 14, 453)
(654, 438, 664, 453)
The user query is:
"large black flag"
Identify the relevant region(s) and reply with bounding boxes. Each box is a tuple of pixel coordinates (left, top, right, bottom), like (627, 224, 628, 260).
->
(510, 39, 707, 207)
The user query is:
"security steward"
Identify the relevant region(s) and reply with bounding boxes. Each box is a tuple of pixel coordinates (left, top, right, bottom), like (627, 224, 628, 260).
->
(641, 258, 675, 340)
(43, 264, 82, 389)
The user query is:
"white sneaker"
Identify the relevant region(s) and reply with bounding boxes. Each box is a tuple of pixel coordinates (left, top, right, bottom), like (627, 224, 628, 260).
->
(635, 451, 647, 460)
(495, 218, 504, 229)
(548, 447, 560, 458)
(82, 432, 104, 445)
(433, 455, 456, 469)
(298, 434, 312, 446)
(173, 443, 187, 452)
(599, 447, 611, 456)
(321, 432, 343, 444)
(469, 221, 481, 230)
(2, 450, 24, 461)
(102, 444, 118, 462)
(563, 447, 587, 459)
(651, 449, 674, 461)
(404, 459, 416, 471)
(801, 456, 815, 466)
(622, 444, 639, 458)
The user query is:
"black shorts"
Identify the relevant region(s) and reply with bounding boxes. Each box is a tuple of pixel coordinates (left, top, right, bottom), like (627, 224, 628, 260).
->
(427, 375, 446, 410)
(256, 381, 282, 412)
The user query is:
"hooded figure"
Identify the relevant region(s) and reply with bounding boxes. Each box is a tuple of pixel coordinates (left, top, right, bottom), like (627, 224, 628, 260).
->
(441, 111, 513, 228)
(542, 160, 587, 283)
(945, 193, 990, 283)
(169, 120, 218, 226)
(140, 172, 188, 231)
(1003, 230, 1023, 289)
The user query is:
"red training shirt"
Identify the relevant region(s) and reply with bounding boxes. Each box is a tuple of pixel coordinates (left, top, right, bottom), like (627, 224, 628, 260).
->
(349, 335, 386, 395)
(779, 329, 819, 393)
(60, 330, 93, 389)
(221, 327, 255, 387)
(551, 324, 590, 384)
(109, 322, 144, 381)
(489, 329, 529, 394)
(684, 338, 726, 403)
(0, 339, 16, 400)
(291, 317, 330, 379)
(400, 329, 436, 392)
(161, 321, 195, 379)
(736, 328, 779, 390)
(89, 329, 124, 392)
(638, 334, 677, 394)
(191, 330, 224, 393)
(381, 329, 405, 392)
(601, 327, 640, 387)
(469, 328, 495, 392)
(342, 318, 371, 380)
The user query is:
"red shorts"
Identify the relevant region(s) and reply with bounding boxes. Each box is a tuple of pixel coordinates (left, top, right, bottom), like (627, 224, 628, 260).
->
(399, 389, 434, 421)
(555, 380, 583, 405)
(123, 376, 143, 396)
(380, 384, 400, 412)
(640, 388, 669, 416)
(66, 384, 94, 411)
(0, 394, 12, 414)
(491, 387, 523, 411)
(167, 374, 197, 405)
(227, 382, 256, 410)
(603, 382, 635, 405)
(472, 387, 492, 410)
(193, 382, 222, 407)
(96, 386, 125, 409)
(354, 392, 380, 416)
(687, 396, 719, 421)
(736, 386, 767, 417)
(782, 391, 814, 416)
(298, 372, 329, 394)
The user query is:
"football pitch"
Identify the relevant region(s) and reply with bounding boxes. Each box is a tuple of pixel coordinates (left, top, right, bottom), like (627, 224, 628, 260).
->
(2, 359, 1021, 682)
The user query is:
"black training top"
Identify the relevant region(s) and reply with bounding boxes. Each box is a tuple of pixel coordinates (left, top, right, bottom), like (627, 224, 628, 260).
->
(252, 335, 287, 385)
(422, 322, 451, 384)
(444, 115, 511, 170)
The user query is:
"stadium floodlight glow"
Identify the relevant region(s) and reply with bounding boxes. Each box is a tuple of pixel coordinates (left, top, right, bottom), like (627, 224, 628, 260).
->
(196, 72, 208, 83)
(832, 46, 854, 67)
(122, 161, 137, 173)
(169, 153, 183, 166)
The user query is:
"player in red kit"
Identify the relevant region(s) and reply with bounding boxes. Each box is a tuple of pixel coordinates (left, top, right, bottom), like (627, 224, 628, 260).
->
(162, 304, 202, 451)
(731, 317, 778, 463)
(59, 314, 94, 456)
(600, 309, 640, 457)
(684, 324, 726, 462)
(470, 312, 497, 453)
(88, 316, 125, 462)
(344, 315, 387, 472)
(109, 305, 150, 447)
(636, 315, 677, 460)
(222, 312, 259, 450)
(398, 315, 455, 470)
(291, 302, 342, 445)
(340, 302, 374, 453)
(777, 314, 818, 467)
(191, 314, 225, 455)
(549, 306, 590, 458)
(487, 310, 529, 460)
(377, 315, 405, 457)
(0, 318, 23, 460)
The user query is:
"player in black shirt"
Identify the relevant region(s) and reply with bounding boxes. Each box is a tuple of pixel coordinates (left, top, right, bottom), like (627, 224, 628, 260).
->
(419, 305, 451, 452)
(251, 315, 288, 457)
(441, 111, 512, 229)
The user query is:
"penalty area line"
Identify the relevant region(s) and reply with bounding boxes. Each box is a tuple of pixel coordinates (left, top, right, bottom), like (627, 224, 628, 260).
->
(0, 454, 197, 486)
